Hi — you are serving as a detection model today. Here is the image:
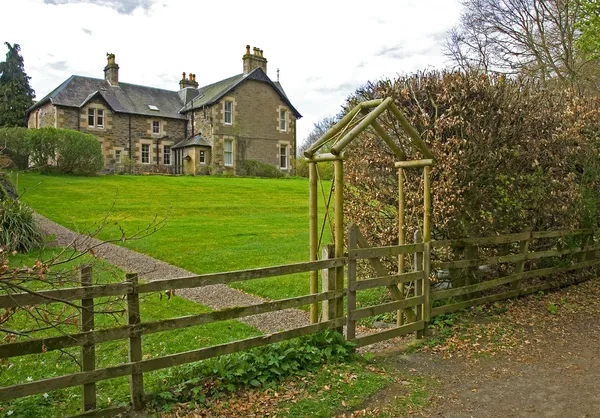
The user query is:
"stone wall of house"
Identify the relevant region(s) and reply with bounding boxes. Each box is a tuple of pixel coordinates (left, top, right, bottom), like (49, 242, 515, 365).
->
(206, 79, 297, 175)
(28, 103, 57, 128)
(74, 98, 186, 170)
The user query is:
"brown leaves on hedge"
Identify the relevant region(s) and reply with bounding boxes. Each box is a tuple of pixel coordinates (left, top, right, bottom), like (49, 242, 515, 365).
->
(343, 72, 600, 256)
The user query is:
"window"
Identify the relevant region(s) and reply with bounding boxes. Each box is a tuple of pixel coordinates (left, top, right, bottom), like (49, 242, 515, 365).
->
(279, 109, 287, 132)
(115, 150, 122, 164)
(97, 109, 104, 129)
(224, 101, 233, 125)
(88, 109, 95, 127)
(224, 140, 233, 166)
(141, 144, 150, 164)
(199, 150, 206, 164)
(163, 146, 171, 165)
(279, 144, 288, 169)
(148, 104, 159, 111)
(152, 121, 160, 134)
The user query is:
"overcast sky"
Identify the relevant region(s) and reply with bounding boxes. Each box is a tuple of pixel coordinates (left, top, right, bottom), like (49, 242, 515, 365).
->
(1, 0, 462, 144)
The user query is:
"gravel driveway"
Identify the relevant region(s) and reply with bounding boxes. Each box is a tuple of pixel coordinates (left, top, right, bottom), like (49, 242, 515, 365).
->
(35, 213, 309, 333)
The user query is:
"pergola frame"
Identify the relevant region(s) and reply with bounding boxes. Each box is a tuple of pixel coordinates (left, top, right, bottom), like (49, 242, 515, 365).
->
(303, 97, 435, 324)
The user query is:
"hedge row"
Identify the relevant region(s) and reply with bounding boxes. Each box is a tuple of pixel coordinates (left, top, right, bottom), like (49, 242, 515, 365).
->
(1, 127, 103, 175)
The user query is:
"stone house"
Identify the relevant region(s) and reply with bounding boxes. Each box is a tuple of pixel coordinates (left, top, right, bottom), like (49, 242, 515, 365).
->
(26, 47, 301, 175)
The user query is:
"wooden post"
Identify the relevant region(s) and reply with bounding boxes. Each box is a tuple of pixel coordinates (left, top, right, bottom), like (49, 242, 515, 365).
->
(577, 232, 593, 263)
(80, 265, 96, 412)
(463, 245, 478, 298)
(321, 245, 336, 321)
(414, 230, 424, 339)
(423, 166, 431, 242)
(511, 229, 531, 290)
(347, 224, 358, 340)
(397, 167, 406, 326)
(126, 273, 144, 410)
(423, 242, 431, 335)
(309, 161, 319, 324)
(334, 159, 345, 331)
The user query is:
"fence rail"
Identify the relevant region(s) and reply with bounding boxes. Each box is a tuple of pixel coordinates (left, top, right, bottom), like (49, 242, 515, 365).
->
(1, 226, 598, 417)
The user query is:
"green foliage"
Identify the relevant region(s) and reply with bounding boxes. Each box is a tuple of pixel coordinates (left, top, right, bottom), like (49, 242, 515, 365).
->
(576, 0, 600, 59)
(0, 127, 29, 169)
(237, 159, 284, 178)
(547, 303, 558, 314)
(0, 197, 44, 252)
(295, 158, 333, 180)
(149, 330, 354, 408)
(0, 43, 35, 127)
(27, 127, 104, 175)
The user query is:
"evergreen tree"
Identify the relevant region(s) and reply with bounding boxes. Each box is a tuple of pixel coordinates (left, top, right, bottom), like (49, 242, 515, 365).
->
(0, 43, 35, 127)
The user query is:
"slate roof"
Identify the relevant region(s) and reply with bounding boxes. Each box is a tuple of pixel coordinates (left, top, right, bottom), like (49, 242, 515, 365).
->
(180, 68, 302, 118)
(28, 67, 301, 120)
(29, 76, 186, 120)
(172, 134, 211, 149)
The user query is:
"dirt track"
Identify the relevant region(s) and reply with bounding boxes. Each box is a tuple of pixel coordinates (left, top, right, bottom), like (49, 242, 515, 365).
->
(358, 278, 600, 417)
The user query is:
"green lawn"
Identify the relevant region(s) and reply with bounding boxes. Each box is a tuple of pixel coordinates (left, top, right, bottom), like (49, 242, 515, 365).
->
(14, 172, 331, 300)
(1, 248, 260, 418)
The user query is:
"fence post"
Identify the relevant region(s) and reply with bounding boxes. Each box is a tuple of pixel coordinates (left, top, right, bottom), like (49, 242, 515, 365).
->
(80, 265, 96, 412)
(577, 231, 594, 263)
(423, 241, 431, 336)
(346, 224, 358, 340)
(463, 245, 478, 298)
(321, 244, 336, 322)
(511, 229, 531, 291)
(126, 273, 144, 411)
(414, 230, 424, 339)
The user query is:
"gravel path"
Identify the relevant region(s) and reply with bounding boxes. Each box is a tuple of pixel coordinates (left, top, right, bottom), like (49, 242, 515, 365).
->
(35, 214, 309, 333)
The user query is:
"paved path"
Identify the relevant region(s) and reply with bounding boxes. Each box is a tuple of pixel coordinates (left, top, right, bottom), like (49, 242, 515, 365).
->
(36, 214, 310, 333)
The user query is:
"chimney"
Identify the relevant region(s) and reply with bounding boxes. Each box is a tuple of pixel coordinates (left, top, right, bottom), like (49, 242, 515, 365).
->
(104, 53, 119, 85)
(179, 71, 199, 89)
(243, 45, 267, 74)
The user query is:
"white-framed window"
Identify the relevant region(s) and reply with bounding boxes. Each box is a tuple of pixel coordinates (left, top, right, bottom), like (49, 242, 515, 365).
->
(224, 140, 233, 166)
(163, 145, 171, 165)
(88, 109, 95, 127)
(141, 143, 150, 164)
(97, 109, 104, 129)
(200, 150, 206, 164)
(279, 109, 287, 132)
(279, 144, 288, 169)
(152, 120, 160, 134)
(224, 101, 233, 125)
(115, 149, 122, 164)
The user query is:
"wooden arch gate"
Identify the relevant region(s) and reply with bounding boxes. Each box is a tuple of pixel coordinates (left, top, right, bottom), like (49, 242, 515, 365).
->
(303, 97, 435, 343)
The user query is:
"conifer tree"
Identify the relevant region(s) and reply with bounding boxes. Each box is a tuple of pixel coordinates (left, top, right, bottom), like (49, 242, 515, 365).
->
(0, 43, 35, 127)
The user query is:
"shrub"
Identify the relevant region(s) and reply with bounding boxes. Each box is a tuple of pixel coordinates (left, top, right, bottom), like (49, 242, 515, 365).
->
(296, 158, 334, 180)
(0, 176, 44, 252)
(238, 159, 284, 178)
(0, 127, 29, 169)
(27, 128, 104, 175)
(342, 71, 600, 249)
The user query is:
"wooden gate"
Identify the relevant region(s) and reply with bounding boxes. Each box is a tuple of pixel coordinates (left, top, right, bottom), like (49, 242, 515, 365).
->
(345, 224, 430, 346)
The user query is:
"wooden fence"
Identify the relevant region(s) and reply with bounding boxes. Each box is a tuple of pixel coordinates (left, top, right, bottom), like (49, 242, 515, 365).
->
(1, 226, 598, 416)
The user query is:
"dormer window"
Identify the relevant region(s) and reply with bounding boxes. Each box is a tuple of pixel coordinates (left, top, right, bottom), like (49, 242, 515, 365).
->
(87, 108, 104, 129)
(88, 109, 95, 127)
(97, 109, 104, 128)
(148, 104, 159, 111)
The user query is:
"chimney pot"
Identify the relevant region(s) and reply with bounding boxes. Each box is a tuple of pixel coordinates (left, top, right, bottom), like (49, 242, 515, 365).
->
(182, 72, 186, 80)
(246, 45, 251, 54)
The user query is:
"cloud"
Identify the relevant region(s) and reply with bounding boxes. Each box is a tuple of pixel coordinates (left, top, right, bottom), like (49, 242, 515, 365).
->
(376, 44, 408, 59)
(304, 76, 322, 83)
(81, 27, 93, 35)
(315, 82, 357, 94)
(48, 60, 69, 71)
(43, 0, 154, 14)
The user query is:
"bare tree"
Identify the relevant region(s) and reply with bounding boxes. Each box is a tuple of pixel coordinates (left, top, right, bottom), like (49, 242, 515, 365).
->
(298, 116, 337, 155)
(445, 0, 600, 90)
